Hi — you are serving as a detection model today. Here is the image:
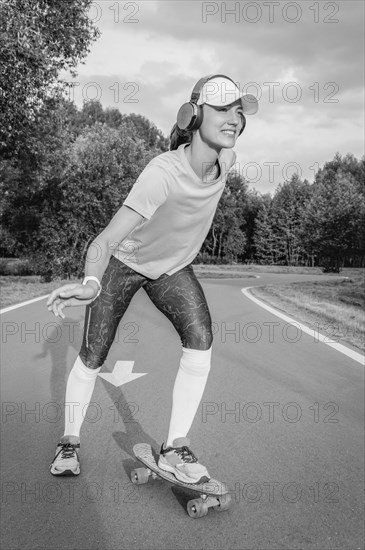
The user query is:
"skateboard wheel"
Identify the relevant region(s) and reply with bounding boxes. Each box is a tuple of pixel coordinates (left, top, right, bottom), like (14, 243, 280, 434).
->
(131, 468, 149, 485)
(213, 493, 232, 511)
(187, 498, 209, 518)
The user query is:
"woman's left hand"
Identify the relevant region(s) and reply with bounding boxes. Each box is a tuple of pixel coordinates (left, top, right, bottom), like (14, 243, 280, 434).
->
(46, 283, 96, 319)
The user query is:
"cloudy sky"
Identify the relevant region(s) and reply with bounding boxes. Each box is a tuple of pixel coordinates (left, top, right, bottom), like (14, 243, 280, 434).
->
(66, 0, 364, 194)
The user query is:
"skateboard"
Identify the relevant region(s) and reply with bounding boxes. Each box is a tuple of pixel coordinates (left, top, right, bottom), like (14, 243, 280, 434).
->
(131, 443, 232, 518)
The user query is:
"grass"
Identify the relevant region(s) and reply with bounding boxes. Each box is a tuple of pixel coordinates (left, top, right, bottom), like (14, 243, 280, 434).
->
(0, 276, 76, 309)
(192, 264, 327, 279)
(193, 264, 325, 275)
(250, 271, 365, 352)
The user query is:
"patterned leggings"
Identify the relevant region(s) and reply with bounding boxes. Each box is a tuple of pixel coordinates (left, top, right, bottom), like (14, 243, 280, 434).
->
(80, 256, 213, 369)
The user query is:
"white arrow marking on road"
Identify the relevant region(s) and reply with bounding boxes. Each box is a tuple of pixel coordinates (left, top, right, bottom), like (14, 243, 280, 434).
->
(98, 361, 147, 387)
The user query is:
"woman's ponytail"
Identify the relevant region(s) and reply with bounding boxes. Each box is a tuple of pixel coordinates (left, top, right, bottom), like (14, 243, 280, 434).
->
(169, 122, 193, 151)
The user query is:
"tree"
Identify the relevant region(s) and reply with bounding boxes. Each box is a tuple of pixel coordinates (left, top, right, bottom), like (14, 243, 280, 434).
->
(315, 152, 365, 193)
(122, 113, 169, 153)
(301, 170, 365, 270)
(200, 170, 248, 262)
(21, 123, 150, 280)
(253, 203, 276, 264)
(251, 175, 312, 265)
(239, 189, 270, 262)
(270, 175, 312, 265)
(77, 100, 106, 128)
(0, 95, 77, 254)
(300, 153, 365, 269)
(0, 0, 99, 154)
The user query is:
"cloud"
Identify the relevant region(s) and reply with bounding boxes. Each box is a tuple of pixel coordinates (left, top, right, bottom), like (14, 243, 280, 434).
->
(67, 0, 364, 191)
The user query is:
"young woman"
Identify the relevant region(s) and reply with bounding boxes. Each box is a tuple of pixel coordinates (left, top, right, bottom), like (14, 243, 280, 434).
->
(47, 74, 258, 483)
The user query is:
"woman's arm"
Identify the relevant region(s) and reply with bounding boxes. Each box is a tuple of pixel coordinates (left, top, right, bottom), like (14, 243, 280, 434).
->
(47, 206, 144, 318)
(84, 205, 144, 284)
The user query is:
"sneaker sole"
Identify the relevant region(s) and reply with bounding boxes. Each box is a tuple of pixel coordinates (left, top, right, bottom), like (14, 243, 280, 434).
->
(158, 460, 209, 484)
(50, 466, 80, 476)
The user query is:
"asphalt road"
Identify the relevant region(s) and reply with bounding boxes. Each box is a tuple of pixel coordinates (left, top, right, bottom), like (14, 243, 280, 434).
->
(1, 272, 364, 550)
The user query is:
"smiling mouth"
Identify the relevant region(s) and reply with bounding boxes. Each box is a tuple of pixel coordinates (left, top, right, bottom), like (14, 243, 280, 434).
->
(222, 130, 236, 136)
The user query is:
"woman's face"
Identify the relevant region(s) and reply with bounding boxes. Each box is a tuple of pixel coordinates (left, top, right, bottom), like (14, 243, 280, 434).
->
(198, 99, 245, 150)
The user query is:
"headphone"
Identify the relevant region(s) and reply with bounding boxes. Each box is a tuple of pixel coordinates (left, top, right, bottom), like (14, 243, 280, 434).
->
(176, 74, 246, 135)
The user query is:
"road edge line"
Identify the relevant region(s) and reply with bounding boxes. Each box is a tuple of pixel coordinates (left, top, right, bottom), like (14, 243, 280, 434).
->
(241, 286, 364, 366)
(0, 295, 49, 315)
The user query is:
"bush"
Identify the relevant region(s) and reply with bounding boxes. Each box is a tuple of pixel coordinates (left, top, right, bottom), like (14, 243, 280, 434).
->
(12, 260, 36, 276)
(321, 257, 342, 273)
(0, 259, 9, 275)
(0, 259, 36, 276)
(194, 253, 230, 265)
(322, 265, 341, 273)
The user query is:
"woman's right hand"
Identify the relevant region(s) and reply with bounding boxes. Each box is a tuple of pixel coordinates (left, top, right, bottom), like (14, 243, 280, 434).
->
(46, 283, 97, 319)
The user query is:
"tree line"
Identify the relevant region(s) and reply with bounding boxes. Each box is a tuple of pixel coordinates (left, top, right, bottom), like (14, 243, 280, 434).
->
(204, 154, 365, 270)
(1, 97, 364, 280)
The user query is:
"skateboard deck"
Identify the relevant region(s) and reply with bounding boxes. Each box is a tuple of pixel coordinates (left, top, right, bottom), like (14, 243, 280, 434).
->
(131, 443, 231, 518)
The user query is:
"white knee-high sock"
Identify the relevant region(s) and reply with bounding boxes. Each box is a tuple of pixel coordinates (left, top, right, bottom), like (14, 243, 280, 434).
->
(166, 346, 212, 446)
(63, 356, 101, 440)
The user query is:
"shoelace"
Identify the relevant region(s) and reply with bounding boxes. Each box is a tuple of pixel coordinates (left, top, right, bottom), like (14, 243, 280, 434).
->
(175, 445, 198, 463)
(59, 443, 78, 459)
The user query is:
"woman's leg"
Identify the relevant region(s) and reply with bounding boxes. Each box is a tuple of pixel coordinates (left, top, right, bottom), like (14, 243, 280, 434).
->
(63, 257, 146, 440)
(143, 264, 213, 446)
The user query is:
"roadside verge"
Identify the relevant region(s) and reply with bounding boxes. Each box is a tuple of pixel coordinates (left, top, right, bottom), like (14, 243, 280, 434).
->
(241, 287, 364, 366)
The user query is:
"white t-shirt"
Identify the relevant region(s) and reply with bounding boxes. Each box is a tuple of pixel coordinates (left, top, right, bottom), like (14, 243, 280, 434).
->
(113, 143, 236, 279)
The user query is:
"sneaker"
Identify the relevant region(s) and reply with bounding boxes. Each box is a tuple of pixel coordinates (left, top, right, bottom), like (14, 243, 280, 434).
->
(158, 437, 210, 484)
(50, 435, 80, 476)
